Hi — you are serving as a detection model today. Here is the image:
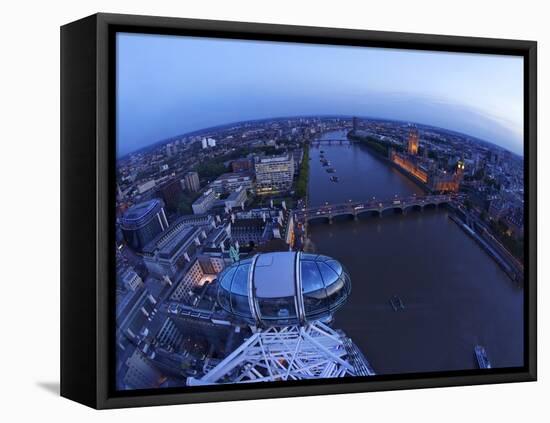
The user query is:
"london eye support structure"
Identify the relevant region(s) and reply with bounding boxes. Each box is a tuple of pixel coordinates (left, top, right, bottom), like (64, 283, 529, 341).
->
(188, 252, 375, 385)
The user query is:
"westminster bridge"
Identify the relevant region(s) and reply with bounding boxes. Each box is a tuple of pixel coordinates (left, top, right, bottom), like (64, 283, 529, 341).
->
(294, 194, 456, 224)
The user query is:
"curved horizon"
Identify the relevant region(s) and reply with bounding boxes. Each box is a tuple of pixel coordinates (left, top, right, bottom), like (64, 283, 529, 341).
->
(116, 33, 524, 157)
(117, 113, 520, 160)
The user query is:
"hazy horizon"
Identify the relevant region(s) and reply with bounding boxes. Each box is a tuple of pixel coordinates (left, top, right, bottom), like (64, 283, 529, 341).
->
(116, 33, 524, 157)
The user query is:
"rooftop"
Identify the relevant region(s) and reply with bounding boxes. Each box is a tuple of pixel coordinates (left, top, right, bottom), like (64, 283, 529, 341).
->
(193, 189, 215, 205)
(213, 172, 253, 183)
(258, 155, 290, 164)
(142, 222, 201, 258)
(231, 218, 265, 229)
(226, 187, 245, 201)
(122, 199, 162, 222)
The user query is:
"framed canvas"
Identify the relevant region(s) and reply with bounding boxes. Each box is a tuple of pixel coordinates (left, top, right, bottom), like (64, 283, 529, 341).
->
(60, 13, 537, 409)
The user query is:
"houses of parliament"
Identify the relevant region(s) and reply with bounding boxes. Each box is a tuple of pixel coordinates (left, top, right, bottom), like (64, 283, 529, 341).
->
(390, 126, 464, 193)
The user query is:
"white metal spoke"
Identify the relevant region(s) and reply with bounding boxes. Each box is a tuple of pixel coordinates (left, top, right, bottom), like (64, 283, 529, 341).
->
(187, 321, 375, 386)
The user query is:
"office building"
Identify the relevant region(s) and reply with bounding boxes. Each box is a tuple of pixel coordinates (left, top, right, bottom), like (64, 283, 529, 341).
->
(202, 223, 231, 249)
(121, 269, 144, 291)
(165, 143, 175, 157)
(123, 349, 163, 390)
(192, 189, 216, 214)
(116, 287, 156, 341)
(201, 137, 216, 149)
(183, 171, 200, 193)
(230, 218, 270, 246)
(172, 214, 214, 227)
(254, 155, 295, 194)
(137, 179, 156, 194)
(120, 199, 169, 252)
(158, 178, 184, 212)
(155, 317, 184, 351)
(170, 254, 226, 303)
(210, 172, 253, 195)
(142, 222, 206, 277)
(169, 259, 204, 303)
(231, 158, 253, 173)
(290, 149, 303, 174)
(225, 186, 247, 209)
(198, 254, 225, 275)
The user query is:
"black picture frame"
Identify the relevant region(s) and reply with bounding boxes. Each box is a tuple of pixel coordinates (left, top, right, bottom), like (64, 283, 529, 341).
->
(60, 12, 537, 409)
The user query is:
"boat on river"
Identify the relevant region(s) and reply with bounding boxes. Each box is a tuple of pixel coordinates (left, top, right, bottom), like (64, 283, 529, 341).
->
(475, 345, 491, 369)
(389, 295, 404, 311)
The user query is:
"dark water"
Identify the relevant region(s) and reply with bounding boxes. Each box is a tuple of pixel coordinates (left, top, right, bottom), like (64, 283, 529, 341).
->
(306, 130, 524, 374)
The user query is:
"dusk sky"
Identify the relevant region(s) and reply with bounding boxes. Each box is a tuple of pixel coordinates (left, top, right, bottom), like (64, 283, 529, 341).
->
(116, 32, 524, 157)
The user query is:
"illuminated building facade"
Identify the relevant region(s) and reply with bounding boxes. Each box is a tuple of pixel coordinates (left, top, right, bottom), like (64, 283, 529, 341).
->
(170, 259, 205, 302)
(391, 151, 428, 183)
(170, 255, 226, 303)
(428, 160, 464, 192)
(254, 155, 295, 194)
(407, 126, 419, 155)
(390, 150, 464, 193)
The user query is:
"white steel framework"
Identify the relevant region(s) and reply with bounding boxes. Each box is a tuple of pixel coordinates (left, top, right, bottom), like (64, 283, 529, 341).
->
(187, 321, 374, 385)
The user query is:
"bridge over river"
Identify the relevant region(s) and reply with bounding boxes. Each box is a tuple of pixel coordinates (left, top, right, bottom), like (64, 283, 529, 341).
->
(295, 194, 456, 224)
(311, 138, 350, 147)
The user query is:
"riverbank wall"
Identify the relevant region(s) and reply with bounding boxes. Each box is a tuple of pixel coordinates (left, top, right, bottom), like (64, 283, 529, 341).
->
(448, 211, 523, 284)
(347, 134, 431, 194)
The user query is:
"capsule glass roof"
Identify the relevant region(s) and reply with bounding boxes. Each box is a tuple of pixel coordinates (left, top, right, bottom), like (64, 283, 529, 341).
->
(217, 252, 351, 326)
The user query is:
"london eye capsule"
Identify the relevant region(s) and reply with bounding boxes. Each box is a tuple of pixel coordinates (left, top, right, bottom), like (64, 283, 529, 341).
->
(217, 252, 351, 326)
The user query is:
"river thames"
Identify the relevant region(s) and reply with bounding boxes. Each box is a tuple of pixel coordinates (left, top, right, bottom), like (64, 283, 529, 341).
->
(305, 130, 524, 374)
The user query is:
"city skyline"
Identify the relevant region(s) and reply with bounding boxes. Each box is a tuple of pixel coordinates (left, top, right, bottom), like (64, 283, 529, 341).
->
(116, 32, 524, 157)
(113, 33, 525, 389)
(114, 115, 524, 388)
